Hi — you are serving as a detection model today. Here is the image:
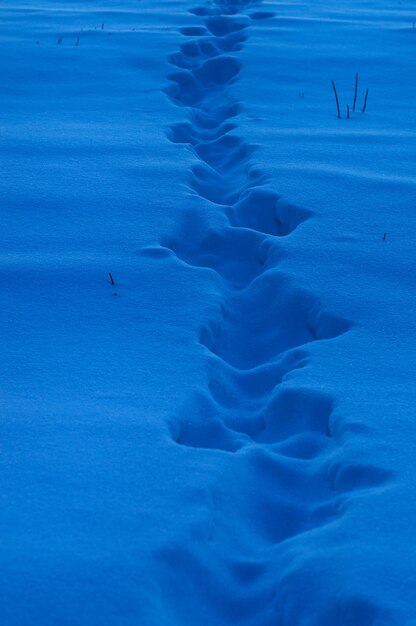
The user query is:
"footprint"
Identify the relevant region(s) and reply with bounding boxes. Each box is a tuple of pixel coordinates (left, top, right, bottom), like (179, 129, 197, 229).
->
(170, 392, 247, 452)
(191, 136, 254, 178)
(198, 275, 349, 369)
(180, 26, 208, 36)
(250, 11, 275, 20)
(190, 162, 253, 205)
(255, 387, 334, 444)
(164, 219, 270, 289)
(190, 7, 213, 17)
(191, 102, 242, 128)
(193, 55, 241, 88)
(165, 70, 202, 106)
(167, 120, 237, 144)
(205, 15, 251, 37)
(231, 188, 312, 236)
(327, 461, 393, 493)
(207, 349, 309, 410)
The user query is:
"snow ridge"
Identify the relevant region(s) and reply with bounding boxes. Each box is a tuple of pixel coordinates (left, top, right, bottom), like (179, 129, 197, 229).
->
(157, 1, 392, 623)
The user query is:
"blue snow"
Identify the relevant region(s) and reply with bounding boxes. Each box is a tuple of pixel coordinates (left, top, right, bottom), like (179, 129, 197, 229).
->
(1, 0, 416, 624)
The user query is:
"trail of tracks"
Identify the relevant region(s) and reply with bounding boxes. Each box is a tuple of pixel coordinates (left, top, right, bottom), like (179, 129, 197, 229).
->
(156, 1, 391, 623)
(164, 1, 347, 465)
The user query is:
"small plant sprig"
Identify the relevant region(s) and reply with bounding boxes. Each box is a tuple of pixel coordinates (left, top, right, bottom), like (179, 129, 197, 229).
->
(331, 73, 369, 119)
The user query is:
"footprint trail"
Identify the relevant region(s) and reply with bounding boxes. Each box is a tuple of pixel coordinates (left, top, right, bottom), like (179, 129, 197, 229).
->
(152, 1, 393, 623)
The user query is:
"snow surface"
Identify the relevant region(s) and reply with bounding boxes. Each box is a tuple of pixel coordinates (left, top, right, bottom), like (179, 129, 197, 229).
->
(1, 0, 416, 624)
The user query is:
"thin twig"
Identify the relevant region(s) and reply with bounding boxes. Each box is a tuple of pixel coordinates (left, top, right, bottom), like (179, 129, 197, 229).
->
(109, 272, 115, 285)
(353, 72, 359, 112)
(331, 80, 341, 119)
(362, 88, 369, 113)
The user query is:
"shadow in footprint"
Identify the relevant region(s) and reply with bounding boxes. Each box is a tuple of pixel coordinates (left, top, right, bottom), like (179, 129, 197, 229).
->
(214, 276, 350, 369)
(192, 102, 242, 128)
(168, 121, 237, 144)
(207, 349, 309, 410)
(199, 274, 350, 369)
(162, 207, 276, 288)
(192, 135, 254, 173)
(194, 56, 241, 88)
(255, 387, 334, 444)
(180, 26, 208, 36)
(190, 161, 259, 206)
(328, 461, 393, 494)
(320, 596, 391, 626)
(205, 15, 251, 36)
(166, 70, 203, 106)
(250, 11, 275, 20)
(170, 392, 247, 452)
(240, 445, 341, 543)
(230, 188, 312, 236)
